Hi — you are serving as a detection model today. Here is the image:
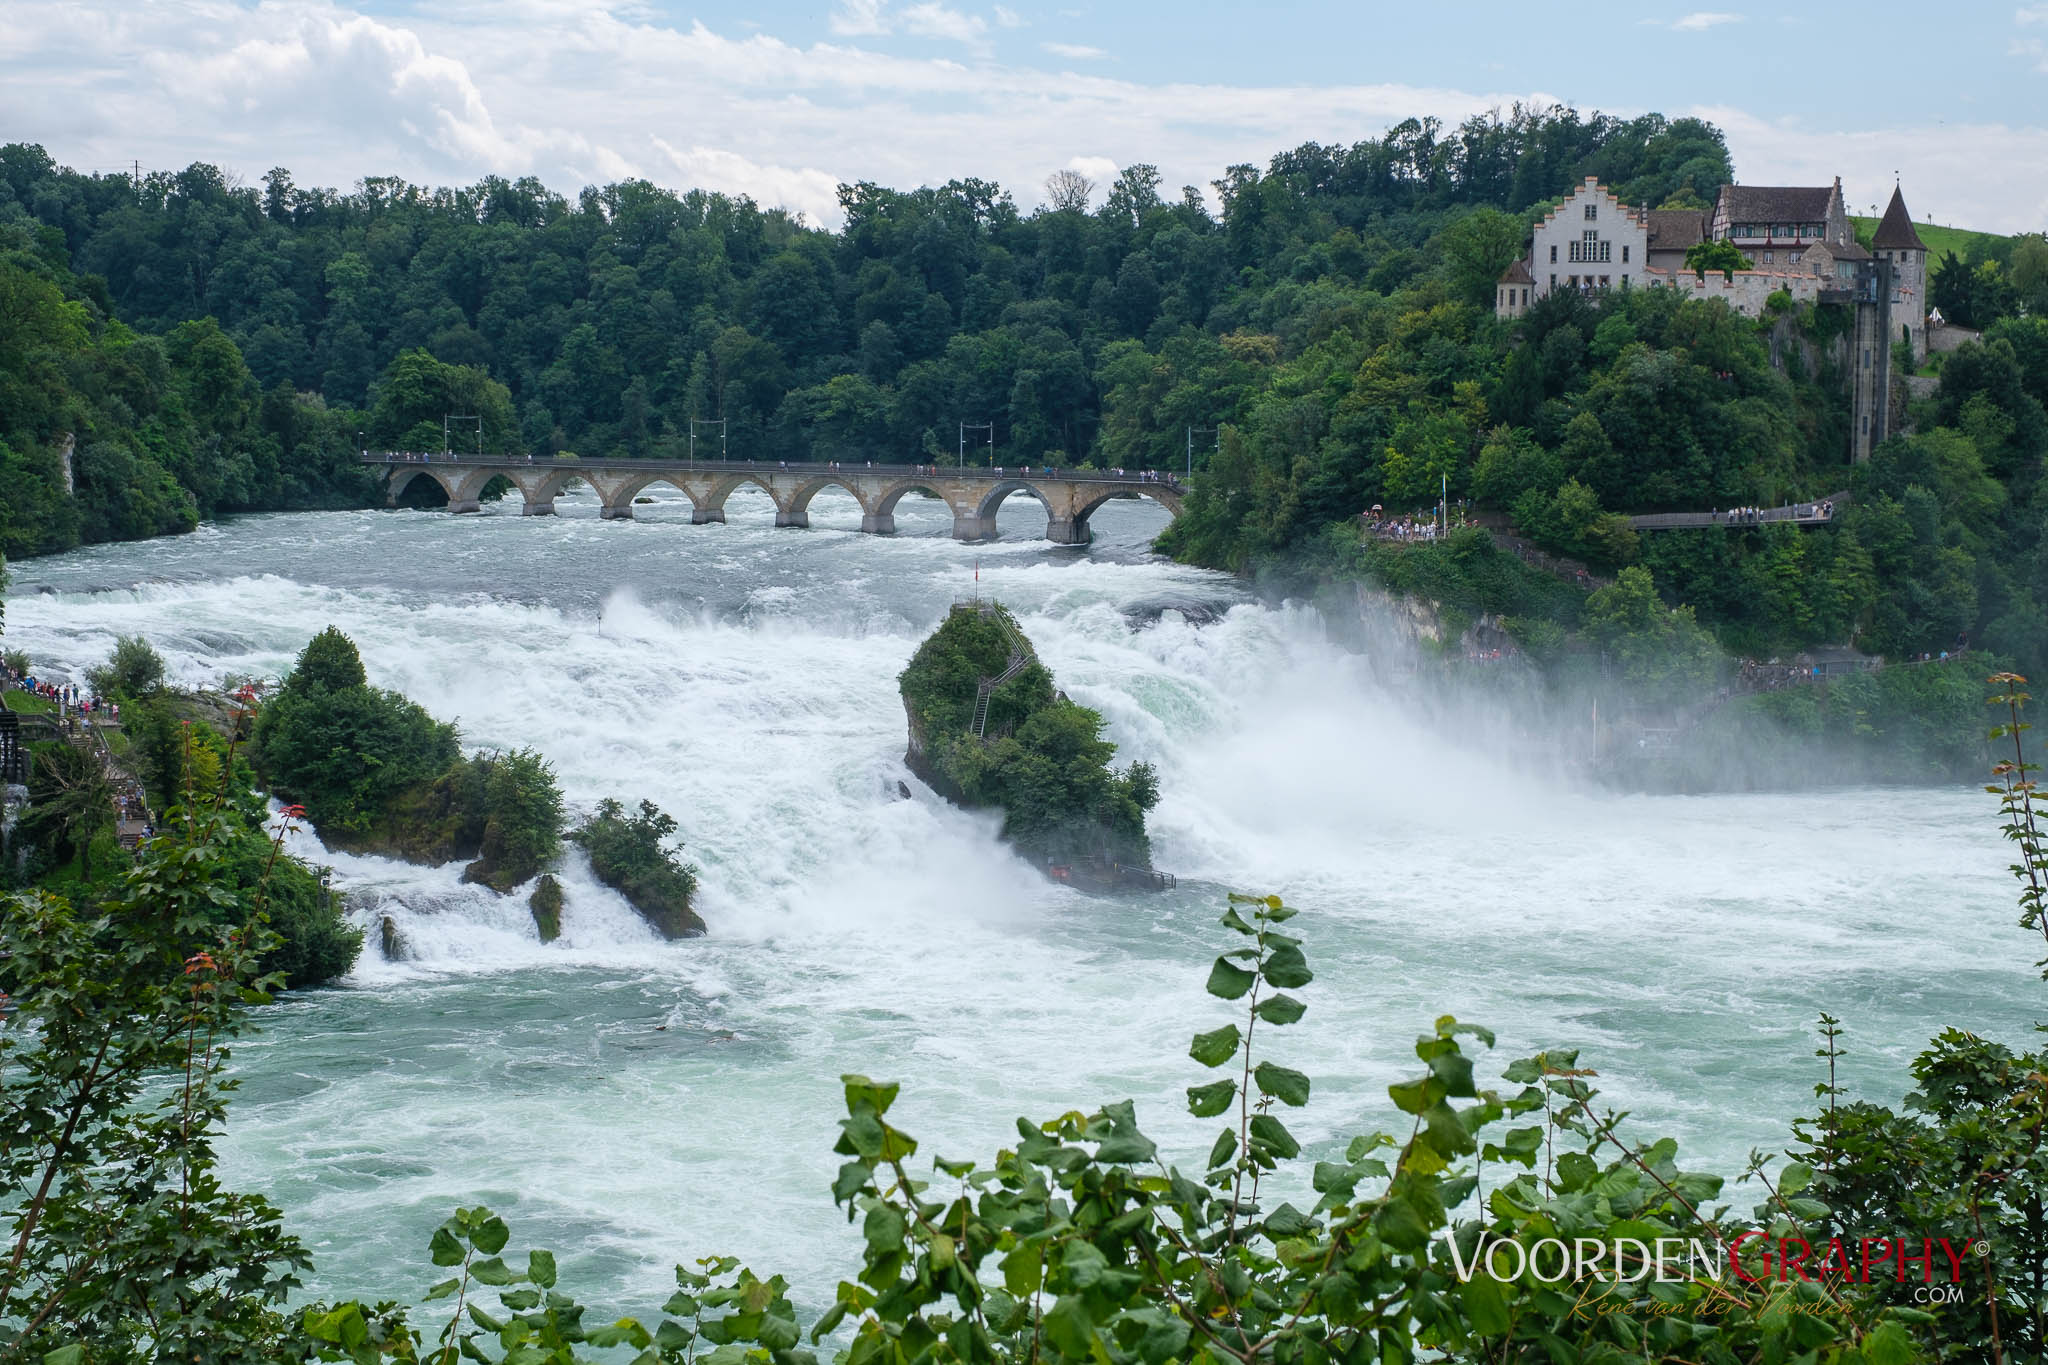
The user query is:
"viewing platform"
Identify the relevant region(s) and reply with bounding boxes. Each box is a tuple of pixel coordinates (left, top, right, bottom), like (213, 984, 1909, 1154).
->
(1626, 493, 1846, 532)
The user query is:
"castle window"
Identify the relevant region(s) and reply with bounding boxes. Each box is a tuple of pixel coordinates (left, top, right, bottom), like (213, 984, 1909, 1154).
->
(1622, 245, 1630, 262)
(1549, 274, 1556, 290)
(1584, 202, 1597, 221)
(1550, 244, 1558, 263)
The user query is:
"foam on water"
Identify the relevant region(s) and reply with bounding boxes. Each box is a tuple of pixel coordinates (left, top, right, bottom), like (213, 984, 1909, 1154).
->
(2, 499, 2027, 1312)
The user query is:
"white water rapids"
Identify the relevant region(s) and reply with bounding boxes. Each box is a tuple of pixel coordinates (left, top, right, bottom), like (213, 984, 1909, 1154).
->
(2, 485, 2031, 1312)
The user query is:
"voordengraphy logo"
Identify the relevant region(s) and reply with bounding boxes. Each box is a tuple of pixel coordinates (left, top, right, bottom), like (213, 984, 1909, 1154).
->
(1439, 1232, 1978, 1288)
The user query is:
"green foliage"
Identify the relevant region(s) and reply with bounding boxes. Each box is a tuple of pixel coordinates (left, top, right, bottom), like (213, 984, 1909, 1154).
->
(0, 783, 311, 1356)
(285, 886, 1958, 1365)
(1685, 238, 1752, 281)
(0, 224, 373, 560)
(1583, 567, 1723, 705)
(528, 873, 564, 944)
(462, 748, 564, 892)
(291, 626, 368, 693)
(86, 633, 167, 700)
(18, 739, 117, 879)
(252, 628, 460, 837)
(0, 113, 1731, 552)
(570, 798, 702, 939)
(900, 605, 1157, 869)
(368, 349, 519, 455)
(1670, 655, 1994, 786)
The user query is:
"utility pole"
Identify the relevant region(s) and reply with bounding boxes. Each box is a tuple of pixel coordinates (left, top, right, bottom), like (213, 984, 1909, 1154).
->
(444, 413, 481, 457)
(691, 418, 727, 463)
(1185, 425, 1218, 481)
(960, 420, 993, 468)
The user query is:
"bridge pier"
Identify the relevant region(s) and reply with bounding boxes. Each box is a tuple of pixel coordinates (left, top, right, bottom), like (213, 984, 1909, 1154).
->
(861, 512, 896, 535)
(692, 505, 726, 525)
(1045, 517, 1090, 546)
(951, 512, 994, 542)
(600, 503, 634, 521)
(521, 498, 555, 516)
(775, 508, 810, 529)
(448, 498, 481, 514)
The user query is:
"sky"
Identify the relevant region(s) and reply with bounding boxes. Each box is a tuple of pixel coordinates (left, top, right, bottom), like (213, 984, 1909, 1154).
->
(2, 0, 2045, 232)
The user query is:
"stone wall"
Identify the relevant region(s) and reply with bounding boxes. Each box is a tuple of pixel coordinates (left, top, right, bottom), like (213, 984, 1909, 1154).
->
(1655, 266, 1828, 314)
(1926, 321, 1980, 354)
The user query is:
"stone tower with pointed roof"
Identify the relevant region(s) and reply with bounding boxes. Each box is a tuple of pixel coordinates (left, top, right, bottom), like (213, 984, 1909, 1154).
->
(1871, 185, 1928, 360)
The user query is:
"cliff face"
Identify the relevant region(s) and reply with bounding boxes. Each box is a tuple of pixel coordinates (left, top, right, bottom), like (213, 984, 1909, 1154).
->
(902, 701, 966, 806)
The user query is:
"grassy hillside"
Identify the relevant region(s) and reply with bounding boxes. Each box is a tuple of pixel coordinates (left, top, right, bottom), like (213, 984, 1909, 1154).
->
(1850, 215, 2007, 262)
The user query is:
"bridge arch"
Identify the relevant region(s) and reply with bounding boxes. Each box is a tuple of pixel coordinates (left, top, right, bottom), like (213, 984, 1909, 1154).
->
(872, 480, 973, 536)
(611, 471, 705, 516)
(385, 464, 463, 509)
(698, 473, 802, 527)
(1070, 484, 1184, 537)
(788, 474, 877, 523)
(974, 481, 1057, 538)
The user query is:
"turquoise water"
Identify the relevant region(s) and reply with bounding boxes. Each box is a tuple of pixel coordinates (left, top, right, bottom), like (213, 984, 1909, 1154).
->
(4, 487, 2030, 1314)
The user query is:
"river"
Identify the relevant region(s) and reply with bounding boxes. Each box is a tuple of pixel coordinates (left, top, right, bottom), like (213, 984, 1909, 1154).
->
(2, 483, 2032, 1313)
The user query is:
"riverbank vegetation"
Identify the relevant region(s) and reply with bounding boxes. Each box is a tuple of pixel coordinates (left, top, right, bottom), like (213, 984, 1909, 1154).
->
(901, 603, 1157, 873)
(2, 640, 363, 987)
(5, 674, 2045, 1361)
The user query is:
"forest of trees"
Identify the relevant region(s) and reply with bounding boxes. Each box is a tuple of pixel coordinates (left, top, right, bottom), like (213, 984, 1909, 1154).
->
(2, 104, 2044, 677)
(0, 108, 1729, 534)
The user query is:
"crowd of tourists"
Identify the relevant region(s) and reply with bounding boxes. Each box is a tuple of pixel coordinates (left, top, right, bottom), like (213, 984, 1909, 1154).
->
(1717, 500, 1834, 525)
(10, 674, 119, 726)
(1365, 514, 1445, 543)
(3, 660, 154, 841)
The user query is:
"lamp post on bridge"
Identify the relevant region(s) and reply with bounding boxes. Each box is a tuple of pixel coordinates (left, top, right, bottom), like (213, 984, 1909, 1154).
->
(960, 421, 993, 469)
(691, 418, 727, 463)
(1185, 425, 1218, 481)
(444, 413, 481, 459)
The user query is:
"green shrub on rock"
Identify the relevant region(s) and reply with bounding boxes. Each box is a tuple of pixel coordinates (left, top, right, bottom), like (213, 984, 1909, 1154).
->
(900, 603, 1158, 871)
(570, 798, 702, 938)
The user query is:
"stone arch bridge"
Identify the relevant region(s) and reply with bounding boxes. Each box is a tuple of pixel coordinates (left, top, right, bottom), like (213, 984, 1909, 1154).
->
(365, 455, 1183, 545)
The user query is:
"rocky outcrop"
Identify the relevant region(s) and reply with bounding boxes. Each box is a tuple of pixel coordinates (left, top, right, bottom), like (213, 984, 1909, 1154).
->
(528, 873, 563, 943)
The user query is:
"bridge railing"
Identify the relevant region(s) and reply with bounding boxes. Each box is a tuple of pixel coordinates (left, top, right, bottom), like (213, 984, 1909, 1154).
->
(360, 452, 1184, 489)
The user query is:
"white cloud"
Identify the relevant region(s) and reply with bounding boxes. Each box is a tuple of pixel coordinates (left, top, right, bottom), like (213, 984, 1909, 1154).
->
(1066, 154, 1118, 182)
(650, 139, 842, 222)
(2, 0, 2042, 232)
(1042, 41, 1106, 59)
(2019, 4, 2048, 25)
(829, 0, 889, 36)
(1672, 11, 1742, 30)
(900, 2, 988, 48)
(1697, 104, 2048, 238)
(993, 5, 1024, 27)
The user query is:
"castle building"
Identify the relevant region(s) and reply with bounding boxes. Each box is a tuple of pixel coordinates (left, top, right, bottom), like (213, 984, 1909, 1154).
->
(1494, 177, 1933, 461)
(1494, 176, 1926, 341)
